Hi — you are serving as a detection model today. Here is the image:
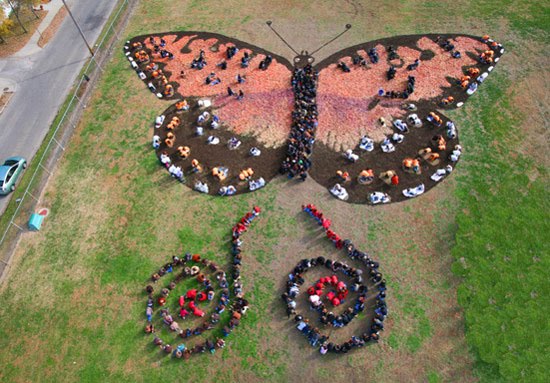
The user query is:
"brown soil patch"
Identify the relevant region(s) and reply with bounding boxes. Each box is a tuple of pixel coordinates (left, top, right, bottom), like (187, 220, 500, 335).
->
(152, 101, 287, 197)
(38, 7, 67, 48)
(0, 92, 14, 113)
(0, 10, 47, 58)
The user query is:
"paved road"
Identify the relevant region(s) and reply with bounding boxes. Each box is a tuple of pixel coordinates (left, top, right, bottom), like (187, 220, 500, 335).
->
(0, 0, 119, 215)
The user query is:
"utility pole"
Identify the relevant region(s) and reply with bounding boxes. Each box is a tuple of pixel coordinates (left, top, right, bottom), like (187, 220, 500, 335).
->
(61, 0, 94, 56)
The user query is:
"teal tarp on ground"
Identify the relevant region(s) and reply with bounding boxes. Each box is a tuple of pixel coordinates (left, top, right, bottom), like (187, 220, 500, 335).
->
(28, 213, 44, 231)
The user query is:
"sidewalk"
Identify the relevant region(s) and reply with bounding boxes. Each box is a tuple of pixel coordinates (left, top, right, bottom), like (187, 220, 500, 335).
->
(13, 0, 64, 58)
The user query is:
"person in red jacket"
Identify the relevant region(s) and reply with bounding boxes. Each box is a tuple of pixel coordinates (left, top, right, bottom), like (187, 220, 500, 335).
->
(186, 289, 197, 300)
(179, 307, 189, 318)
(391, 174, 399, 185)
(197, 291, 208, 302)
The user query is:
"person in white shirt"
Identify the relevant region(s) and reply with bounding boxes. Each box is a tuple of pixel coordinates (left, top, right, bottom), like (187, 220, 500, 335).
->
(159, 152, 171, 167)
(152, 135, 160, 149)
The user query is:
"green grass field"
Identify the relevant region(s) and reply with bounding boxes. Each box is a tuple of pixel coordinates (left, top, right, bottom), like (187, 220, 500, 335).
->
(0, 1, 547, 382)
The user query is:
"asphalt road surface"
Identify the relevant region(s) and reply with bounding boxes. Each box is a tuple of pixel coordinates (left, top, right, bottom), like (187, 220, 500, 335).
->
(0, 0, 119, 216)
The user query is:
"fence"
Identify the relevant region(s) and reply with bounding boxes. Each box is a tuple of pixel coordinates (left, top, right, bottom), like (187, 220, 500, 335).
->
(0, 0, 136, 282)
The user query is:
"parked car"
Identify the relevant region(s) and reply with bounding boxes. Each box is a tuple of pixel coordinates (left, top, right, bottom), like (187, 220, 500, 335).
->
(0, 157, 27, 195)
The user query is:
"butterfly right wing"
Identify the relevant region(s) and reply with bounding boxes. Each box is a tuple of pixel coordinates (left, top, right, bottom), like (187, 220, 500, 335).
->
(309, 33, 503, 204)
(124, 32, 294, 196)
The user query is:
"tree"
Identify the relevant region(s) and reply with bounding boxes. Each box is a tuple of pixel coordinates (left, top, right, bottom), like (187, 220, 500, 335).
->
(17, 0, 40, 19)
(4, 0, 26, 34)
(0, 17, 14, 43)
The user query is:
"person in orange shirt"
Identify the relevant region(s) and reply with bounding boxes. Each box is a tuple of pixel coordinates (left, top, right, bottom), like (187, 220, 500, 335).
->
(357, 169, 374, 184)
(432, 135, 446, 151)
(165, 132, 175, 148)
(468, 67, 480, 77)
(336, 170, 351, 182)
(177, 146, 190, 158)
(238, 168, 254, 181)
(167, 116, 180, 130)
(164, 84, 174, 97)
(402, 158, 421, 174)
(427, 153, 440, 165)
(175, 100, 189, 112)
(441, 96, 454, 105)
(191, 159, 202, 173)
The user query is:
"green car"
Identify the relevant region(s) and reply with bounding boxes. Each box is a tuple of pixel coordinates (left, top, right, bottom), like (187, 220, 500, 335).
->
(0, 157, 27, 195)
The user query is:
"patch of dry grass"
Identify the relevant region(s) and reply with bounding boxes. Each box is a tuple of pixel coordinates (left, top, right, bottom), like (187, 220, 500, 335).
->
(37, 6, 67, 48)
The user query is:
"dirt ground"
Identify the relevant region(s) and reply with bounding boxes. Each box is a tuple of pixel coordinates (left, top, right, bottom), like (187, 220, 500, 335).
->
(38, 6, 67, 48)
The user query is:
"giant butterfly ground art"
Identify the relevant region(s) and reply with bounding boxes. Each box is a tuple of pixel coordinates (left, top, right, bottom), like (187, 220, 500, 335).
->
(124, 24, 504, 204)
(126, 25, 504, 359)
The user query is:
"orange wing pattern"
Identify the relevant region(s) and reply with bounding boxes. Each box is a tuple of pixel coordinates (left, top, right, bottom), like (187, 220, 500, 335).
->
(309, 34, 504, 203)
(125, 32, 295, 196)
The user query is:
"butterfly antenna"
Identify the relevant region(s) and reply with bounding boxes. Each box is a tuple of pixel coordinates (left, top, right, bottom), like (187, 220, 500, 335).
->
(310, 24, 352, 55)
(266, 20, 299, 55)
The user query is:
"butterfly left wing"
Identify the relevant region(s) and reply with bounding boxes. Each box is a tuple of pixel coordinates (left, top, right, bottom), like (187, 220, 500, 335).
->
(308, 33, 504, 204)
(124, 32, 294, 196)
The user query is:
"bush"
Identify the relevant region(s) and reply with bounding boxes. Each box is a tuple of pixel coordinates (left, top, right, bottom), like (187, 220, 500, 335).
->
(0, 19, 15, 39)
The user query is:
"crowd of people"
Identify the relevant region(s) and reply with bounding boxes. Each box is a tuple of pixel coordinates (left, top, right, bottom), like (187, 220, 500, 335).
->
(381, 75, 415, 99)
(143, 207, 260, 359)
(281, 204, 388, 354)
(280, 64, 319, 181)
(333, 100, 469, 203)
(151, 96, 270, 195)
(126, 38, 266, 195)
(283, 259, 368, 328)
(333, 43, 417, 101)
(126, 37, 178, 98)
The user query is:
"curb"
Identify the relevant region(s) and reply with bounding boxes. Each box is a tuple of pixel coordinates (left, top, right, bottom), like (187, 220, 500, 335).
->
(0, 79, 16, 115)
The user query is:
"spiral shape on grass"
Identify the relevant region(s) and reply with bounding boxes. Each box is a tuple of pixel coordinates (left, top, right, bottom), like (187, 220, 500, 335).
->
(143, 207, 261, 359)
(281, 204, 388, 354)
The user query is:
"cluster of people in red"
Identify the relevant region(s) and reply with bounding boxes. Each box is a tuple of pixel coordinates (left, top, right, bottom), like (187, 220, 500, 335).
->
(142, 207, 260, 359)
(232, 206, 261, 237)
(178, 289, 207, 318)
(307, 275, 349, 307)
(302, 204, 347, 249)
(145, 254, 229, 356)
